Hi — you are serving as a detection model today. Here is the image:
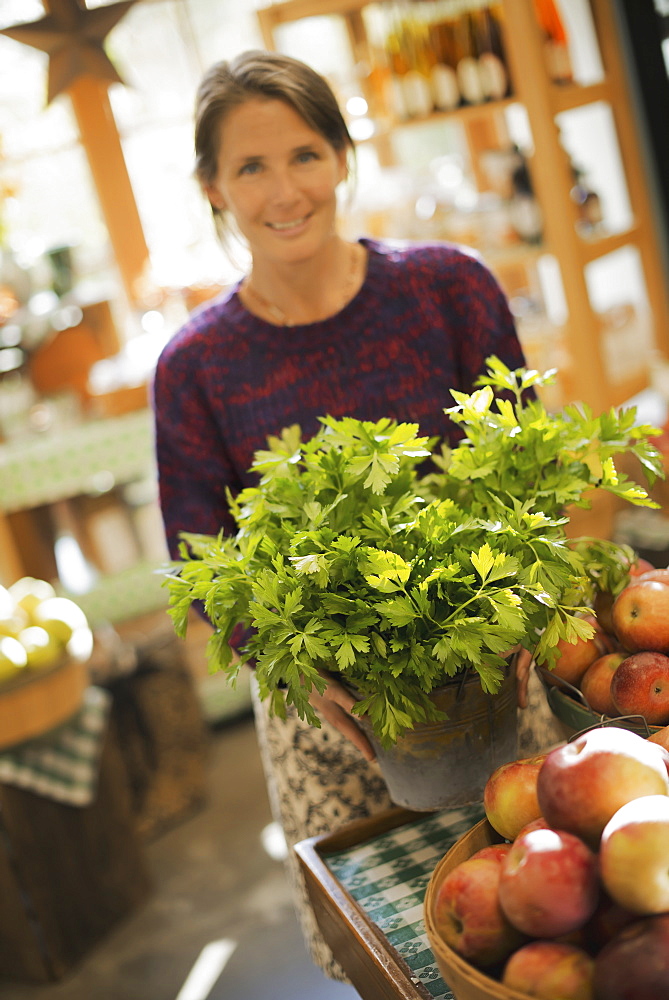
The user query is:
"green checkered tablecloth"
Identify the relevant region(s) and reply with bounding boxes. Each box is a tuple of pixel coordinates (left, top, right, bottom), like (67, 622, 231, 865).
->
(326, 803, 486, 1000)
(0, 686, 111, 806)
(0, 409, 155, 512)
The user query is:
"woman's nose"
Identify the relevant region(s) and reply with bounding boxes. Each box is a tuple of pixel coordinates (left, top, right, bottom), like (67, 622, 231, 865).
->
(268, 167, 299, 203)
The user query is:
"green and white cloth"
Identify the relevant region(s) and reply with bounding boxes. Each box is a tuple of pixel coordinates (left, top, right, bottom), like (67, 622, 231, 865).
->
(326, 804, 485, 1000)
(0, 686, 111, 806)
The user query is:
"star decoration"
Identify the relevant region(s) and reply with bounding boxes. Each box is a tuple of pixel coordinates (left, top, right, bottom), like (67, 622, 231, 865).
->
(0, 0, 137, 104)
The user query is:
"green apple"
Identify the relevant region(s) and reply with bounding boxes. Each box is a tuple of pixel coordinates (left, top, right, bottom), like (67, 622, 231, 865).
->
(66, 625, 94, 662)
(0, 635, 28, 682)
(0, 584, 28, 638)
(32, 596, 88, 645)
(18, 625, 64, 670)
(9, 577, 56, 619)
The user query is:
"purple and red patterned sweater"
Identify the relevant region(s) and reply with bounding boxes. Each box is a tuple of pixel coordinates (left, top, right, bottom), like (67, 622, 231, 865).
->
(152, 238, 527, 557)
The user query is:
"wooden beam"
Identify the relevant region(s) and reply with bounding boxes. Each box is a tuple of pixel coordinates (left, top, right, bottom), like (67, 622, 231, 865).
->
(67, 76, 149, 307)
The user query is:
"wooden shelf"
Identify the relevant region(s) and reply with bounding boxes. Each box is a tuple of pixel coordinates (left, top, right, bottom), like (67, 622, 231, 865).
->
(257, 0, 368, 34)
(576, 224, 643, 264)
(371, 96, 516, 136)
(257, 0, 669, 427)
(549, 79, 611, 114)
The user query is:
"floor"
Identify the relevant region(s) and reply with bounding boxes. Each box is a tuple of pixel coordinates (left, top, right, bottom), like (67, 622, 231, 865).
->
(0, 710, 361, 1000)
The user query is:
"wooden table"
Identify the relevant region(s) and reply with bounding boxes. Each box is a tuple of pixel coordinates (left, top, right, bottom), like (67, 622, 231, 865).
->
(0, 714, 151, 983)
(295, 803, 485, 1000)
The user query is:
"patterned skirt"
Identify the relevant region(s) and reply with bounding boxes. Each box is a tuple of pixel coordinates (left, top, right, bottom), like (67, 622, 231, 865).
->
(251, 669, 567, 982)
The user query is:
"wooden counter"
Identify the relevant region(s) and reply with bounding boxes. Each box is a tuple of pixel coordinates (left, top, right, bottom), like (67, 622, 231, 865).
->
(295, 803, 485, 1000)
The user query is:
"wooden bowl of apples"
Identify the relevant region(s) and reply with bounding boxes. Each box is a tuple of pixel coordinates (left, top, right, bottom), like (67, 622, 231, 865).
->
(424, 818, 532, 1000)
(424, 725, 669, 1000)
(0, 578, 93, 750)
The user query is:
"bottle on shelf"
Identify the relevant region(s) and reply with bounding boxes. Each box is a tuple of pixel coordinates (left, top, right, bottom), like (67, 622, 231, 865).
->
(533, 0, 573, 84)
(376, 1, 514, 120)
(401, 15, 436, 118)
(384, 24, 412, 121)
(382, 2, 435, 121)
(454, 6, 486, 105)
(473, 3, 511, 101)
(428, 12, 461, 111)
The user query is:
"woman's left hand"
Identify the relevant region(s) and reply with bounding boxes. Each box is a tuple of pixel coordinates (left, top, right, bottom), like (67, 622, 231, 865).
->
(516, 647, 534, 709)
(308, 672, 376, 762)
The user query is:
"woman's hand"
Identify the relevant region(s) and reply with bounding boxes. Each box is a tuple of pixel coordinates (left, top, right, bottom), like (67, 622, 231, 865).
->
(516, 647, 534, 709)
(308, 672, 376, 762)
(307, 649, 534, 760)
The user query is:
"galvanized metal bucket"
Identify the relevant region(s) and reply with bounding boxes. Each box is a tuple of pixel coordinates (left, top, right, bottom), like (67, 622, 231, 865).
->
(355, 658, 518, 812)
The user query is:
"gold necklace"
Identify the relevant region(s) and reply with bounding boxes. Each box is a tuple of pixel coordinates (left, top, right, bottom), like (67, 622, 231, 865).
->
(242, 243, 363, 327)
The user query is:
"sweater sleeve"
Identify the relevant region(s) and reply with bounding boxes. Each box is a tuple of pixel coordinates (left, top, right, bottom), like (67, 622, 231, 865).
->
(152, 328, 239, 560)
(449, 250, 527, 396)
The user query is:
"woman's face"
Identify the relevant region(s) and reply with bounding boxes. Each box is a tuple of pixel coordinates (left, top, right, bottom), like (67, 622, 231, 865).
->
(205, 97, 348, 268)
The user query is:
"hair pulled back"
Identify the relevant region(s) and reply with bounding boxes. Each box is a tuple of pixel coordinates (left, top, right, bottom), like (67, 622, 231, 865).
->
(194, 50, 354, 192)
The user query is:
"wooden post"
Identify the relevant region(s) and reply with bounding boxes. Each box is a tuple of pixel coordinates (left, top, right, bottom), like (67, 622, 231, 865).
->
(66, 77, 149, 306)
(0, 0, 151, 307)
(501, 0, 610, 413)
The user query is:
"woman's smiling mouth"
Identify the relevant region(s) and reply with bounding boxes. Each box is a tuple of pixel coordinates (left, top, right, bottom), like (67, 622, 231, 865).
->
(267, 215, 310, 231)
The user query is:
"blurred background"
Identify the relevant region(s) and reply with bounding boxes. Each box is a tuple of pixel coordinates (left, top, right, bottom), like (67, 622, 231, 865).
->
(1, 1, 669, 997)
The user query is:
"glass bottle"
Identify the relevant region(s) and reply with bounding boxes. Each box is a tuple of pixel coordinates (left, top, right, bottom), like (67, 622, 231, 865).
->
(401, 15, 435, 117)
(474, 4, 510, 101)
(385, 25, 411, 121)
(429, 13, 461, 111)
(533, 0, 573, 84)
(455, 6, 485, 105)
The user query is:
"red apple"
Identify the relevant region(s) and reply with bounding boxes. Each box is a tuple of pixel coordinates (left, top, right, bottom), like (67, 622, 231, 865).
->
(610, 651, 669, 725)
(536, 726, 669, 848)
(470, 843, 512, 863)
(629, 557, 656, 577)
(636, 567, 669, 585)
(579, 652, 626, 716)
(515, 816, 550, 838)
(483, 754, 546, 841)
(593, 589, 616, 637)
(583, 615, 619, 656)
(593, 913, 669, 1000)
(600, 794, 669, 915)
(612, 579, 669, 653)
(498, 827, 599, 938)
(432, 853, 526, 967)
(650, 740, 669, 779)
(583, 891, 638, 953)
(538, 630, 604, 688)
(592, 559, 656, 640)
(502, 941, 595, 1000)
(647, 724, 669, 750)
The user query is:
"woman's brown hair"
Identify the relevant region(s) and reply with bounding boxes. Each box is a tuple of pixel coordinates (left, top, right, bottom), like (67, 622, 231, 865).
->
(194, 50, 355, 237)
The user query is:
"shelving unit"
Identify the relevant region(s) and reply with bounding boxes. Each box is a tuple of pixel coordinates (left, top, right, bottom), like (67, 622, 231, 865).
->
(256, 0, 669, 414)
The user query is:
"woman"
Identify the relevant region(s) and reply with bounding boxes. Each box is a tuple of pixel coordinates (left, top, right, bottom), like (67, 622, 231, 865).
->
(152, 49, 545, 981)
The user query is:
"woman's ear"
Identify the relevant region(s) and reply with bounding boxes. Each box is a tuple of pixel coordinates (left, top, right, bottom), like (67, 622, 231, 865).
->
(204, 183, 225, 212)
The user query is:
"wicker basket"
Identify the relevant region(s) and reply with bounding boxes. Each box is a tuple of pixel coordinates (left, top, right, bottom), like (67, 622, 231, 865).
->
(424, 818, 535, 1000)
(0, 628, 92, 751)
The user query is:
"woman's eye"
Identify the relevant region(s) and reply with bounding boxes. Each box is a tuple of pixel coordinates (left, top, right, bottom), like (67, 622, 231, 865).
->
(296, 150, 318, 164)
(239, 161, 262, 176)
